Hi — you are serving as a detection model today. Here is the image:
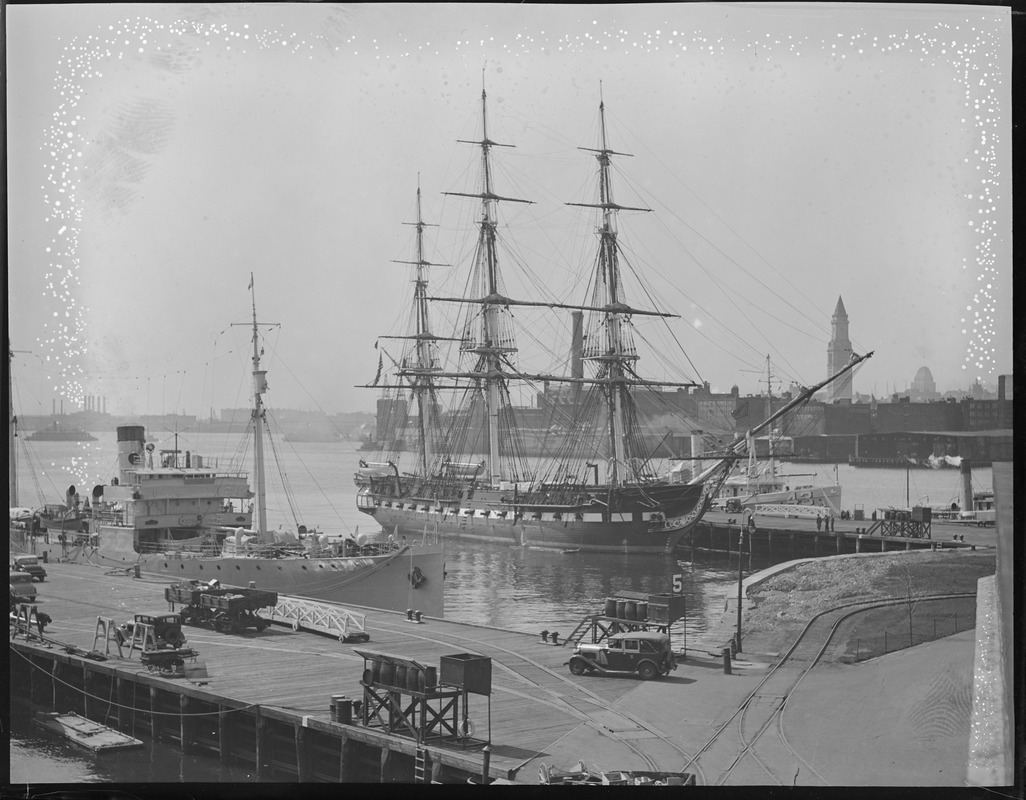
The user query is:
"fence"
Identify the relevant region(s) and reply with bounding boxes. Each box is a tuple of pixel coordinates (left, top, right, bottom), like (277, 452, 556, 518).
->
(848, 597, 977, 663)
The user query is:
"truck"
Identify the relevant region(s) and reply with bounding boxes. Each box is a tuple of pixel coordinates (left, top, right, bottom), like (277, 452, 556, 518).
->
(165, 580, 277, 634)
(567, 631, 677, 680)
(11, 555, 46, 582)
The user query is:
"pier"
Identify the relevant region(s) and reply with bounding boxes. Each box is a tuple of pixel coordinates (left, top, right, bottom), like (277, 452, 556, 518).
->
(686, 510, 985, 560)
(10, 563, 720, 783)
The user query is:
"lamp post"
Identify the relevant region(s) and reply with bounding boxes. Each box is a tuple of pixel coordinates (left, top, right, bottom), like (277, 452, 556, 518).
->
(735, 524, 744, 654)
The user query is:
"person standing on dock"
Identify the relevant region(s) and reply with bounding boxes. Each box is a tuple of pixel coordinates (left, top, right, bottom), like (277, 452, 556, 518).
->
(816, 513, 823, 531)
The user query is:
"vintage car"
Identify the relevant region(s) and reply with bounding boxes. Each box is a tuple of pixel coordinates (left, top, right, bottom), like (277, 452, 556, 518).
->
(11, 555, 46, 582)
(567, 631, 676, 680)
(10, 571, 38, 608)
(115, 613, 187, 648)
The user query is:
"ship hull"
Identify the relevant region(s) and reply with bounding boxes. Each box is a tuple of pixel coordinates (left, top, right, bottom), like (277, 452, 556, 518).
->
(9, 527, 444, 618)
(358, 481, 711, 555)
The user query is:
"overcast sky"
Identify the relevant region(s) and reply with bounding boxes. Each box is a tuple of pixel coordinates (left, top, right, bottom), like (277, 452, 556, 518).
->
(7, 3, 1012, 418)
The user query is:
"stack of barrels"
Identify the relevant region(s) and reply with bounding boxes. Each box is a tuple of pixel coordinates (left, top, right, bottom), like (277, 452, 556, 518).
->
(604, 597, 649, 621)
(362, 656, 438, 693)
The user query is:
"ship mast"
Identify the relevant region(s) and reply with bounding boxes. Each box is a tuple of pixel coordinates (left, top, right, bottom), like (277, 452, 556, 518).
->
(8, 343, 17, 509)
(443, 83, 532, 484)
(233, 274, 277, 539)
(390, 184, 448, 476)
(250, 277, 268, 537)
(569, 98, 655, 486)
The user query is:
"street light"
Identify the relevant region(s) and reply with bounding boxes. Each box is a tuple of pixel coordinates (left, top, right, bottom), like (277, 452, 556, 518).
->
(735, 524, 744, 654)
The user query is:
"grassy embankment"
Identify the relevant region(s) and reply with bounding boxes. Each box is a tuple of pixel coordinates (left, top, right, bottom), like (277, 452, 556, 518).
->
(742, 549, 996, 662)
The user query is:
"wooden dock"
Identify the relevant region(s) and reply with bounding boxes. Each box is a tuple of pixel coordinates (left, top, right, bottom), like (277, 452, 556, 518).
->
(10, 562, 731, 784)
(687, 510, 989, 560)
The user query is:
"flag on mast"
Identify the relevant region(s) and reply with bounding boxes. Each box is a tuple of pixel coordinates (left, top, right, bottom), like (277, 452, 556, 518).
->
(247, 274, 253, 290)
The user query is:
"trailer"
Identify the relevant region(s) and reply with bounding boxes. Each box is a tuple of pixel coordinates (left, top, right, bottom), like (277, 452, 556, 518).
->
(165, 580, 278, 634)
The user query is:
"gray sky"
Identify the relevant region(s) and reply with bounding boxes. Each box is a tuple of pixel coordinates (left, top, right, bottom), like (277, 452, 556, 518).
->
(7, 3, 1012, 417)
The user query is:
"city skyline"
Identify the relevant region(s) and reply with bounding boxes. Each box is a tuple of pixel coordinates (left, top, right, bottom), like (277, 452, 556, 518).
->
(7, 4, 1012, 419)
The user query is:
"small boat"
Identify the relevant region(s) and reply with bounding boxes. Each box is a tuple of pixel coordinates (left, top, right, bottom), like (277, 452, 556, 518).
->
(539, 761, 695, 786)
(34, 711, 143, 753)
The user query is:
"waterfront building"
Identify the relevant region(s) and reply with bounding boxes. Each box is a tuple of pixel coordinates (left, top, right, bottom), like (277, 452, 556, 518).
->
(910, 366, 941, 401)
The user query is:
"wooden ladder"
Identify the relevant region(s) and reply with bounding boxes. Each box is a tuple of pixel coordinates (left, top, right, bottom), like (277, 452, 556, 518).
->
(414, 745, 427, 783)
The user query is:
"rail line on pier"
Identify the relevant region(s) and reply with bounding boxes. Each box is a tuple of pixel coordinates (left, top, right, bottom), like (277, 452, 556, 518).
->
(682, 592, 976, 786)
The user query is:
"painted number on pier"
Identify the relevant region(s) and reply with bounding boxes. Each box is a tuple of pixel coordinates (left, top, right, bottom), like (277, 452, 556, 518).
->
(672, 573, 683, 594)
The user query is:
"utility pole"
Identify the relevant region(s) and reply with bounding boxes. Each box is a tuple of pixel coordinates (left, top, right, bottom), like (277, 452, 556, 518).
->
(735, 523, 744, 654)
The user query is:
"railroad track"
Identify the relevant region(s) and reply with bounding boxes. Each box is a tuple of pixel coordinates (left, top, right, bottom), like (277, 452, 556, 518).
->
(681, 592, 976, 786)
(366, 612, 708, 782)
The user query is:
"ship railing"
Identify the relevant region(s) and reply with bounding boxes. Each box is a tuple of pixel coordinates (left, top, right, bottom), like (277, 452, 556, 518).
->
(264, 595, 368, 642)
(136, 539, 222, 556)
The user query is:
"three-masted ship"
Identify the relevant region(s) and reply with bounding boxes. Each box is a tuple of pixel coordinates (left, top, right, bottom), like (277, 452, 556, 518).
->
(355, 88, 870, 554)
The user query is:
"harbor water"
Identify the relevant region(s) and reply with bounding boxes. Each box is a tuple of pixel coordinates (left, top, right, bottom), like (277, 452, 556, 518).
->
(9, 431, 993, 782)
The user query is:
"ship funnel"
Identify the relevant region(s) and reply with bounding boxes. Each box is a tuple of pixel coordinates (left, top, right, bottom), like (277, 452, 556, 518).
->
(959, 458, 973, 514)
(116, 425, 147, 479)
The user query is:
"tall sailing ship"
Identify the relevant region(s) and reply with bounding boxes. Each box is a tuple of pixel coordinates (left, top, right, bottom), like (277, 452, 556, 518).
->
(9, 286, 445, 617)
(355, 88, 871, 554)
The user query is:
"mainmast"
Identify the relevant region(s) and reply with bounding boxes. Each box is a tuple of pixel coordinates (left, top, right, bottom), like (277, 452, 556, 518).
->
(443, 83, 532, 484)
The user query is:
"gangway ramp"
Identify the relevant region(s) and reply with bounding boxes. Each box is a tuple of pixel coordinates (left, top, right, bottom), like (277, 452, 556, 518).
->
(265, 594, 370, 642)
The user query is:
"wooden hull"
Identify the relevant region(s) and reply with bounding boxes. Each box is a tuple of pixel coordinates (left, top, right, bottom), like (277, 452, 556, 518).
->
(357, 480, 711, 555)
(34, 712, 143, 752)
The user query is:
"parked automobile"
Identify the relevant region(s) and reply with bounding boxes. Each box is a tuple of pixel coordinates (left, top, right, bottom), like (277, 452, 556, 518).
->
(567, 631, 677, 680)
(115, 613, 187, 648)
(10, 571, 38, 608)
(11, 555, 47, 582)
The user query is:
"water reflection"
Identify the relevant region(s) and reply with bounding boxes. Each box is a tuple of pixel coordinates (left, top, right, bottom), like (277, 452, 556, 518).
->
(441, 540, 765, 638)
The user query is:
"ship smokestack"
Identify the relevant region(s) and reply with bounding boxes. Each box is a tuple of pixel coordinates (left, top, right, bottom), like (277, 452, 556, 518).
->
(116, 425, 147, 481)
(571, 311, 583, 379)
(960, 458, 973, 515)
